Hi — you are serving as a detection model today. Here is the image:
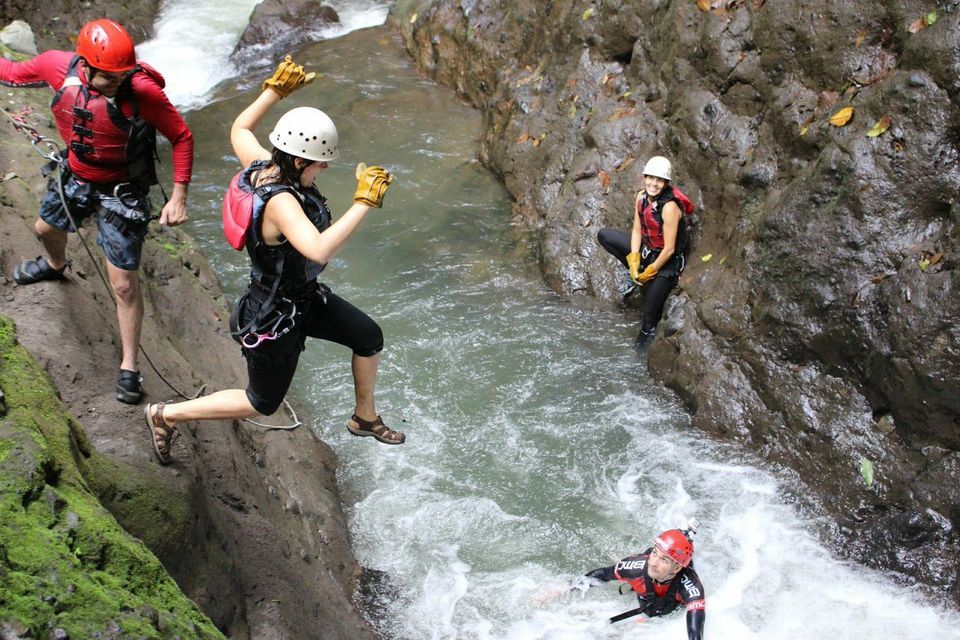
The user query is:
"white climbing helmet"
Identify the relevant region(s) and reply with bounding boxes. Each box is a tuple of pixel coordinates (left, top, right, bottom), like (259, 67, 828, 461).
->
(268, 107, 339, 162)
(643, 155, 672, 181)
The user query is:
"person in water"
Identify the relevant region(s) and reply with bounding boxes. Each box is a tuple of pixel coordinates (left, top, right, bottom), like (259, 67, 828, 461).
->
(0, 18, 193, 403)
(560, 528, 705, 638)
(596, 156, 694, 345)
(143, 56, 404, 464)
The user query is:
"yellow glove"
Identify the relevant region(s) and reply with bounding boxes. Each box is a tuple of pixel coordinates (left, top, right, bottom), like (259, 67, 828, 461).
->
(354, 162, 394, 208)
(636, 264, 658, 284)
(626, 251, 642, 283)
(262, 55, 317, 98)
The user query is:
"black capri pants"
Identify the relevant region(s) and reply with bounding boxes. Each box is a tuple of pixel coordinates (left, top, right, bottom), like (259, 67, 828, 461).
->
(596, 227, 683, 335)
(239, 286, 384, 415)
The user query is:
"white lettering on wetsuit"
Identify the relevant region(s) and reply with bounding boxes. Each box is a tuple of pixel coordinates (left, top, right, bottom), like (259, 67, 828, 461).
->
(681, 574, 701, 598)
(616, 559, 647, 572)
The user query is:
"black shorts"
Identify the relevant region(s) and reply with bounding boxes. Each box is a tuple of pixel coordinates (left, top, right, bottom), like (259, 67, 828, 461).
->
(236, 286, 384, 415)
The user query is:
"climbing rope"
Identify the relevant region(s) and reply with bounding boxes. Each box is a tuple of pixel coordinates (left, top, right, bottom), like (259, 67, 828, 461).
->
(4, 107, 302, 429)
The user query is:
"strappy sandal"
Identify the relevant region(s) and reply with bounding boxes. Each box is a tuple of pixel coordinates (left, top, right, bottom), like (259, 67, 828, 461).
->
(347, 413, 405, 445)
(144, 402, 178, 464)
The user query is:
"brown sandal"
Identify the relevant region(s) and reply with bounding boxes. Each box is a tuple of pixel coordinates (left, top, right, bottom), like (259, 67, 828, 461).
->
(144, 402, 179, 464)
(347, 414, 405, 445)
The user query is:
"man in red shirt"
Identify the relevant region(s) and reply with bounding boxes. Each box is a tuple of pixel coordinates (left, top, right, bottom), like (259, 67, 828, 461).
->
(0, 18, 193, 404)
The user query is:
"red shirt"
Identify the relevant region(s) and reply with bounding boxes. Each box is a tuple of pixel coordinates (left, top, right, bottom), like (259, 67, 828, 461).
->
(0, 50, 193, 184)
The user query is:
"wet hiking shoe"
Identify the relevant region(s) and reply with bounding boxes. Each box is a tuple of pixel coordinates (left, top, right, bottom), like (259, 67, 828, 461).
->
(116, 369, 144, 404)
(619, 274, 639, 299)
(13, 257, 70, 285)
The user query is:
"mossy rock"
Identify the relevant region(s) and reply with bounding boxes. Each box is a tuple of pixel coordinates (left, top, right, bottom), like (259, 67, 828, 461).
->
(0, 315, 223, 639)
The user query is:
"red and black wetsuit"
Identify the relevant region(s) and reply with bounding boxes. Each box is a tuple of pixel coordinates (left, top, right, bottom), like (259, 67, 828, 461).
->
(585, 547, 705, 640)
(0, 49, 193, 186)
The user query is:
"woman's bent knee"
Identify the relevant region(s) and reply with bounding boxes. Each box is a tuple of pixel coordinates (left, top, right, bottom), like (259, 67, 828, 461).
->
(246, 389, 281, 416)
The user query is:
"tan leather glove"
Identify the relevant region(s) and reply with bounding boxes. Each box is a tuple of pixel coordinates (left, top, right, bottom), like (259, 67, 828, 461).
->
(262, 55, 317, 98)
(626, 251, 642, 283)
(636, 264, 658, 284)
(354, 162, 394, 208)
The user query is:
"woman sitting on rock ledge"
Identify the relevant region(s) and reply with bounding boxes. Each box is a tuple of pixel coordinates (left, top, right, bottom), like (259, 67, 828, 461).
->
(144, 56, 405, 464)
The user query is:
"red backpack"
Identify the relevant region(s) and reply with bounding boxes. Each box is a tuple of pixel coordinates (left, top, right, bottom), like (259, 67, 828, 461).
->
(221, 165, 291, 250)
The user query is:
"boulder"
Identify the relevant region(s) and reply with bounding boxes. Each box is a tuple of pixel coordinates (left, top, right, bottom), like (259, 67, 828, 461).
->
(234, 0, 339, 60)
(0, 21, 38, 55)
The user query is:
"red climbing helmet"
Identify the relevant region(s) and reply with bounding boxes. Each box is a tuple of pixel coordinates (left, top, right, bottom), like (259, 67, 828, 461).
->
(654, 529, 694, 567)
(76, 19, 136, 73)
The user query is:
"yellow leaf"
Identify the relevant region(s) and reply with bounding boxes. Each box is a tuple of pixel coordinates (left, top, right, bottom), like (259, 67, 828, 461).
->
(568, 104, 577, 119)
(866, 115, 891, 138)
(621, 91, 632, 99)
(532, 138, 541, 148)
(908, 16, 926, 33)
(582, 8, 594, 20)
(701, 254, 713, 262)
(696, 0, 711, 11)
(800, 125, 808, 136)
(919, 258, 930, 272)
(925, 11, 938, 25)
(829, 106, 854, 127)
(409, 12, 418, 23)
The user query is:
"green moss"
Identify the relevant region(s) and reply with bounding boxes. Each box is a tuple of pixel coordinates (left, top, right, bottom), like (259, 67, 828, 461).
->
(162, 242, 179, 256)
(0, 316, 223, 638)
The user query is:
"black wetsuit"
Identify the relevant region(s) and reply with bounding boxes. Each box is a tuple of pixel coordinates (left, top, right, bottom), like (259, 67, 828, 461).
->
(585, 547, 705, 639)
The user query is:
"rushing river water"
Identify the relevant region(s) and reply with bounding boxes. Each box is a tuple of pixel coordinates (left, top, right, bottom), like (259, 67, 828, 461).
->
(140, 3, 960, 638)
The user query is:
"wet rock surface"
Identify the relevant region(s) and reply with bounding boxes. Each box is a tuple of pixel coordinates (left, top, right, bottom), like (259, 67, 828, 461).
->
(0, 89, 375, 636)
(0, 0, 159, 50)
(390, 0, 960, 603)
(233, 0, 339, 62)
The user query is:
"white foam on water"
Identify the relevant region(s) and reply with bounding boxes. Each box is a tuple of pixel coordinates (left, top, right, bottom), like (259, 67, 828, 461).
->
(137, 0, 390, 108)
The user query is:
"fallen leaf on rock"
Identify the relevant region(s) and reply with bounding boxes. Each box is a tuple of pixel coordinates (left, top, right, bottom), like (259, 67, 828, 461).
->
(409, 12, 417, 23)
(925, 11, 938, 26)
(582, 8, 595, 20)
(598, 170, 610, 189)
(929, 252, 943, 266)
(696, 0, 712, 11)
(800, 125, 809, 136)
(859, 457, 874, 487)
(908, 16, 926, 33)
(701, 253, 713, 262)
(609, 106, 635, 121)
(517, 132, 531, 143)
(1, 172, 17, 182)
(532, 138, 541, 147)
(866, 115, 891, 137)
(568, 104, 577, 119)
(919, 258, 930, 272)
(829, 106, 854, 127)
(871, 274, 888, 284)
(753, 0, 766, 9)
(621, 91, 632, 99)
(613, 155, 636, 172)
(566, 78, 578, 88)
(854, 30, 867, 48)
